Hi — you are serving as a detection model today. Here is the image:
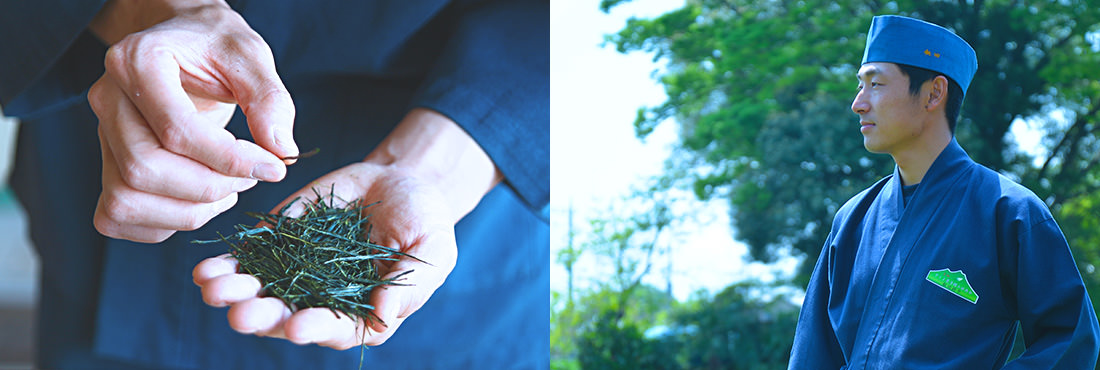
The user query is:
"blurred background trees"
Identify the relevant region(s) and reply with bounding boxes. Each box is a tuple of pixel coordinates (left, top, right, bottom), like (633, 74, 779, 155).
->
(554, 1, 1100, 368)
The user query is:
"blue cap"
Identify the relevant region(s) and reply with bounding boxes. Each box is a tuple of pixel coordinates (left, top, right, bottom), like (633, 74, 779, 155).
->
(862, 15, 978, 96)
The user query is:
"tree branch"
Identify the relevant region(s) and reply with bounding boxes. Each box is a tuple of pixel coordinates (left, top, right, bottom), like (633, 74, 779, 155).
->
(1033, 31, 1075, 73)
(618, 223, 665, 320)
(1037, 97, 1100, 181)
(1041, 97, 1100, 205)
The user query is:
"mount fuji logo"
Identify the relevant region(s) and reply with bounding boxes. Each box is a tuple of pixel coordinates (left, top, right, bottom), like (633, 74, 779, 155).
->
(926, 268, 978, 304)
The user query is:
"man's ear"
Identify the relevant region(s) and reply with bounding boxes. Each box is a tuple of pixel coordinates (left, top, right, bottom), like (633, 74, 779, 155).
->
(925, 75, 949, 111)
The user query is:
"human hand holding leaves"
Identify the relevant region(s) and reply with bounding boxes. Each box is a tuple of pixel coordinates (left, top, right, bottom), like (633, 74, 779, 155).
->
(194, 163, 458, 349)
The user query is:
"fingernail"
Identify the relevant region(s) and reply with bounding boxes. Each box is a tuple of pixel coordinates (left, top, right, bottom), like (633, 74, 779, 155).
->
(251, 163, 282, 182)
(274, 127, 298, 156)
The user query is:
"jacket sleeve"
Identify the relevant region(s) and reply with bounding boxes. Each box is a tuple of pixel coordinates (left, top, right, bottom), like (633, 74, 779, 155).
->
(0, 0, 107, 119)
(408, 0, 549, 216)
(1003, 216, 1100, 369)
(788, 232, 847, 370)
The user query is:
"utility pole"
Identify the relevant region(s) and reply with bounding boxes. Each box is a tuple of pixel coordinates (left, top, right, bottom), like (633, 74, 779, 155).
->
(566, 201, 575, 309)
(666, 239, 673, 299)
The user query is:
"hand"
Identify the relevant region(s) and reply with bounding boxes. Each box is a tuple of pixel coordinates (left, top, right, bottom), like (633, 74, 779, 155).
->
(88, 0, 298, 243)
(194, 109, 501, 348)
(193, 163, 458, 348)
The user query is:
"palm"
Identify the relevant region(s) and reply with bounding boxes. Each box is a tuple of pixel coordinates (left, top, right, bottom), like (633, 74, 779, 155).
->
(194, 162, 458, 349)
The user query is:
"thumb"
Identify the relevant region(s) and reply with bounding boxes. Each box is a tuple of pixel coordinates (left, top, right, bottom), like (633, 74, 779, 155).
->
(221, 46, 299, 160)
(369, 271, 413, 334)
(368, 239, 455, 334)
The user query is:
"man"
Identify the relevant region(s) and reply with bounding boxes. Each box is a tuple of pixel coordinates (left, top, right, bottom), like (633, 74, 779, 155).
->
(789, 15, 1100, 368)
(0, 0, 547, 368)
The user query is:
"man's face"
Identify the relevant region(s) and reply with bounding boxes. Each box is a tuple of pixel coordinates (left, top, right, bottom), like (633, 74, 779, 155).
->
(851, 62, 927, 154)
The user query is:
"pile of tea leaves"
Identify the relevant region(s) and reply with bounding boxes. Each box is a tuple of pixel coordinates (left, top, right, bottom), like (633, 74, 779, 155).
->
(194, 187, 423, 326)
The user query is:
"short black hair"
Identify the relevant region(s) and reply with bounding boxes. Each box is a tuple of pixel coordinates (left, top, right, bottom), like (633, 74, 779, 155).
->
(895, 63, 964, 134)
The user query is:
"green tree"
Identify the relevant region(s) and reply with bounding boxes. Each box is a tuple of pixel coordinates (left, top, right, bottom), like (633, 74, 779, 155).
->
(551, 291, 584, 370)
(558, 204, 582, 309)
(670, 281, 800, 369)
(552, 204, 585, 369)
(603, 0, 1100, 285)
(560, 284, 679, 369)
(585, 187, 675, 321)
(556, 181, 685, 368)
(1056, 192, 1100, 332)
(577, 308, 680, 369)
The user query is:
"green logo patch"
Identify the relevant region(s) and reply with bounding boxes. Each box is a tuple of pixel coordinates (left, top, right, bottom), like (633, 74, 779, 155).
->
(926, 268, 979, 304)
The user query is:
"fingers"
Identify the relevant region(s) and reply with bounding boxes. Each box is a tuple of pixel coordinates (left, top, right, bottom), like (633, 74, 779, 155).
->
(194, 256, 262, 308)
(193, 164, 461, 349)
(202, 274, 263, 307)
(92, 200, 176, 243)
(104, 133, 262, 202)
(96, 79, 264, 196)
(95, 130, 240, 239)
(191, 251, 413, 349)
(228, 297, 292, 337)
(99, 145, 240, 230)
(283, 308, 362, 348)
(194, 255, 288, 338)
(200, 269, 403, 349)
(93, 114, 238, 242)
(364, 252, 452, 336)
(204, 273, 366, 347)
(90, 63, 267, 240)
(103, 29, 293, 182)
(275, 261, 441, 349)
(218, 38, 299, 160)
(193, 254, 238, 285)
(366, 273, 416, 335)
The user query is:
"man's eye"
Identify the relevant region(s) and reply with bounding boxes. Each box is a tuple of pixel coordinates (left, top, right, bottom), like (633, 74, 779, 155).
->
(871, 82, 882, 87)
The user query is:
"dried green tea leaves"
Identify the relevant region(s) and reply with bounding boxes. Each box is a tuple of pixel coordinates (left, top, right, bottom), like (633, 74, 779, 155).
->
(280, 147, 320, 161)
(195, 188, 423, 327)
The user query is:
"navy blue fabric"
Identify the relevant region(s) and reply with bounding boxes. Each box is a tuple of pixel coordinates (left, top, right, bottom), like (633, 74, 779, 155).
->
(0, 0, 106, 115)
(900, 183, 918, 207)
(3, 1, 548, 368)
(789, 139, 1100, 369)
(408, 0, 550, 216)
(861, 15, 978, 96)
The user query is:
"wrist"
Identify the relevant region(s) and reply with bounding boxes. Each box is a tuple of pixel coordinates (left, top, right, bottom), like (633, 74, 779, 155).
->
(365, 108, 502, 223)
(89, 0, 228, 45)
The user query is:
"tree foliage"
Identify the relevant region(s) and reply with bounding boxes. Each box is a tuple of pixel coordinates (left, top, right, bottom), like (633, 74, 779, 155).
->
(669, 281, 800, 369)
(554, 284, 679, 369)
(562, 280, 800, 369)
(605, 0, 1100, 283)
(575, 296, 681, 369)
(553, 186, 680, 369)
(1057, 191, 1100, 330)
(583, 180, 679, 320)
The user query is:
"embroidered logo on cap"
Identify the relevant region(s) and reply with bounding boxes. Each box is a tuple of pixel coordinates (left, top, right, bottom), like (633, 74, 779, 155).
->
(926, 268, 978, 304)
(923, 49, 941, 58)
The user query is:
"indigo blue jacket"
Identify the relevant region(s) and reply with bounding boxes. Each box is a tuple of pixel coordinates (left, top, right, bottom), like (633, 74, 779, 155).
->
(789, 139, 1100, 369)
(1, 1, 549, 369)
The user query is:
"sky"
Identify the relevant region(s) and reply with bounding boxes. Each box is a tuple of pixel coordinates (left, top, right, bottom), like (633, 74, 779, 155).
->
(549, 0, 798, 302)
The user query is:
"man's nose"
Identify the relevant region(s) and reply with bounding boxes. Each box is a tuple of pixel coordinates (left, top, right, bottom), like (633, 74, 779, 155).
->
(851, 90, 869, 115)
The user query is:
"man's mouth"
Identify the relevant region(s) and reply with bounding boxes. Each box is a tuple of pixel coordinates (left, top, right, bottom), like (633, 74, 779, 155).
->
(860, 121, 875, 132)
